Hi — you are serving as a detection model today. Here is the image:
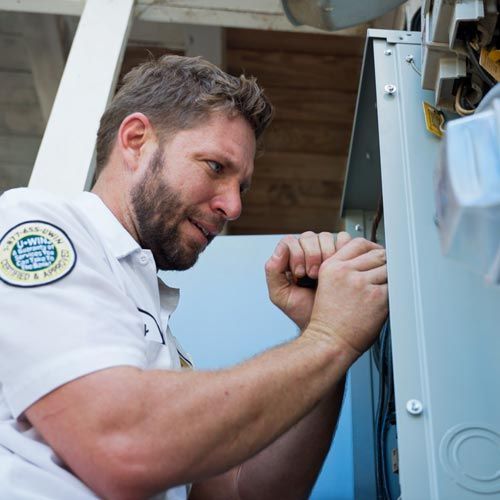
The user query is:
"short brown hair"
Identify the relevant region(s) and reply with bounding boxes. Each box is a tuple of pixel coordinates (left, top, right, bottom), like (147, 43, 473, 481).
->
(95, 55, 273, 177)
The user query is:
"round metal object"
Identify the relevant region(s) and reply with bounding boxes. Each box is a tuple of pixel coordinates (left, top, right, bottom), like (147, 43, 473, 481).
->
(384, 84, 397, 95)
(405, 54, 414, 62)
(384, 49, 392, 55)
(355, 224, 363, 232)
(406, 399, 423, 416)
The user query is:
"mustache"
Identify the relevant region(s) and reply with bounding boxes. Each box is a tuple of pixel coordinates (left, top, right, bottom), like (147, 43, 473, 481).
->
(188, 210, 226, 234)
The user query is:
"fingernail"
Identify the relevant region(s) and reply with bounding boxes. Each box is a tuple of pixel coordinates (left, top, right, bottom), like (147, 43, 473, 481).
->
(295, 265, 305, 277)
(309, 265, 319, 277)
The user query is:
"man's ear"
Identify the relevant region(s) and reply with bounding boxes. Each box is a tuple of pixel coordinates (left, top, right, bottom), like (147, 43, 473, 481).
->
(117, 112, 155, 172)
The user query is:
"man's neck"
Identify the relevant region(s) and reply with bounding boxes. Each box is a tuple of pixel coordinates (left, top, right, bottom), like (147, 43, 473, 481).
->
(91, 174, 140, 244)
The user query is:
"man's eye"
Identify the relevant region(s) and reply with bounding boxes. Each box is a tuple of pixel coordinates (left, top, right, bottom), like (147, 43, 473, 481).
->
(207, 161, 223, 174)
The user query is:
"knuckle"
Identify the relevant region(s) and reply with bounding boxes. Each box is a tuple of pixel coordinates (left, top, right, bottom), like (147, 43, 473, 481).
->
(352, 236, 367, 246)
(300, 231, 316, 239)
(282, 234, 296, 245)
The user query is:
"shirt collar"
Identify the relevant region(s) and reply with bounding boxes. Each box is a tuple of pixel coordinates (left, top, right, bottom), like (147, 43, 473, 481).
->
(75, 192, 140, 259)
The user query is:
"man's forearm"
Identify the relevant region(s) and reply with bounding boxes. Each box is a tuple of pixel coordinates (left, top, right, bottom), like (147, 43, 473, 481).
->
(28, 329, 356, 500)
(236, 378, 345, 500)
(189, 379, 345, 500)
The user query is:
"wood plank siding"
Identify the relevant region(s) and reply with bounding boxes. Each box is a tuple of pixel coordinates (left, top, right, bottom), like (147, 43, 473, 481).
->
(225, 28, 364, 235)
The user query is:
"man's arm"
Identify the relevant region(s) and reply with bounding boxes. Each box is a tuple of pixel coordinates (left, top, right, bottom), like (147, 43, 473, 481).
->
(189, 381, 345, 500)
(190, 232, 357, 500)
(26, 237, 387, 500)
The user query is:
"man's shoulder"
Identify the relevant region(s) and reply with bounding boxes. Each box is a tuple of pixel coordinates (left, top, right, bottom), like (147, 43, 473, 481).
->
(0, 187, 75, 218)
(0, 189, 111, 289)
(0, 188, 104, 256)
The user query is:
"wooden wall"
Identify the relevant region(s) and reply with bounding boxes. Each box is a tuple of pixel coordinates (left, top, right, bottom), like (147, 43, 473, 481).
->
(225, 28, 364, 235)
(0, 15, 365, 236)
(0, 13, 44, 193)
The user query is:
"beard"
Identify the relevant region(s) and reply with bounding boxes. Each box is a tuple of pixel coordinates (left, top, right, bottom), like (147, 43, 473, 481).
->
(130, 148, 219, 271)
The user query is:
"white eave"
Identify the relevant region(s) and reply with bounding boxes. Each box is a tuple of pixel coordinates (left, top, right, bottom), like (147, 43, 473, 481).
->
(0, 0, 368, 35)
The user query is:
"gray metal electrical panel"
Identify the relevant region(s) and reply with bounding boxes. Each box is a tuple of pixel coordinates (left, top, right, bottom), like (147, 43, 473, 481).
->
(342, 30, 500, 500)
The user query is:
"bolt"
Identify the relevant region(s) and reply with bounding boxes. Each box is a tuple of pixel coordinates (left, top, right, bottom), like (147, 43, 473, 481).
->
(405, 54, 414, 63)
(384, 49, 392, 56)
(355, 224, 363, 232)
(406, 399, 423, 416)
(384, 84, 397, 95)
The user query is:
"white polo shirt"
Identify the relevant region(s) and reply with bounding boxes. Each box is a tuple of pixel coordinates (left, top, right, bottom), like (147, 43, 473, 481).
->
(0, 188, 192, 500)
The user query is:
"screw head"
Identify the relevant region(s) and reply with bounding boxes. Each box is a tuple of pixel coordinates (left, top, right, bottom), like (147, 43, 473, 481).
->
(406, 399, 423, 416)
(405, 54, 414, 63)
(384, 49, 392, 55)
(354, 224, 363, 232)
(384, 84, 397, 95)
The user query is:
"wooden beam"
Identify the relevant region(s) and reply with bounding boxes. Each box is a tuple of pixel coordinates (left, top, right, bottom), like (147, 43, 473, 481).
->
(0, 33, 31, 70)
(264, 120, 352, 155)
(0, 0, 368, 36)
(265, 87, 357, 123)
(28, 0, 135, 194)
(20, 13, 65, 122)
(0, 102, 44, 135)
(255, 152, 347, 182)
(229, 203, 343, 233)
(243, 179, 344, 209)
(0, 71, 38, 105)
(227, 49, 362, 91)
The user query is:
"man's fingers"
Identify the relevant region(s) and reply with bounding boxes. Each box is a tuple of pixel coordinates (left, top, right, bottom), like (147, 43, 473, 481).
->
(265, 240, 291, 290)
(318, 232, 336, 261)
(334, 237, 382, 261)
(335, 231, 352, 251)
(298, 232, 322, 279)
(349, 248, 386, 272)
(282, 235, 307, 278)
(362, 265, 388, 285)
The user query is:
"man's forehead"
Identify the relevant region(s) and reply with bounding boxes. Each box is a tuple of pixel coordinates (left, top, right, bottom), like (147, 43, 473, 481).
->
(169, 113, 256, 164)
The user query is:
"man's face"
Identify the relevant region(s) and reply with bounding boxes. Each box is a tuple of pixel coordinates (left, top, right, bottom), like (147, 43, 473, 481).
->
(130, 111, 255, 271)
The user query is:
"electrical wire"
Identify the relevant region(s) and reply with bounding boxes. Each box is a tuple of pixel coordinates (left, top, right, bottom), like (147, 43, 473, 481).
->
(455, 81, 476, 116)
(370, 197, 398, 499)
(465, 39, 497, 88)
(374, 320, 388, 499)
(371, 195, 384, 244)
(375, 319, 396, 500)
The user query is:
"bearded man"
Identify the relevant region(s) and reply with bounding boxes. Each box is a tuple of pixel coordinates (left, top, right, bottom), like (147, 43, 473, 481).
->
(0, 55, 387, 500)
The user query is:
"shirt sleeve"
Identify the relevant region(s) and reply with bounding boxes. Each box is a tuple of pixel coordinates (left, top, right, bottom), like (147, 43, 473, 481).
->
(0, 192, 147, 418)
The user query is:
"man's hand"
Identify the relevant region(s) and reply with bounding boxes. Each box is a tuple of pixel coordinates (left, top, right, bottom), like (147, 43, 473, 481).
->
(266, 231, 388, 357)
(265, 231, 352, 330)
(308, 236, 388, 357)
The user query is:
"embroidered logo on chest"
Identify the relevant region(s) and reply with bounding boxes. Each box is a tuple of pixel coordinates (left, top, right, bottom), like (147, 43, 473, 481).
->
(0, 221, 76, 287)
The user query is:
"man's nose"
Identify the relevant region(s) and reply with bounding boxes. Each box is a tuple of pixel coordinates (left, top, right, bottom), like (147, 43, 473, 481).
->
(212, 184, 242, 221)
